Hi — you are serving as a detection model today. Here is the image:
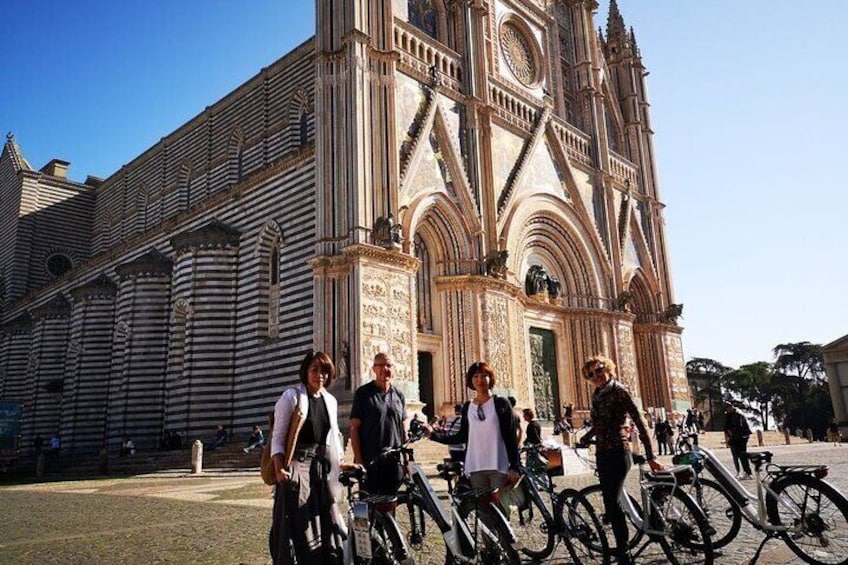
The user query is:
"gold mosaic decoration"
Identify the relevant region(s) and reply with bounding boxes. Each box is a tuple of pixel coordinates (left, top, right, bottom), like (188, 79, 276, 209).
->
(501, 21, 537, 86)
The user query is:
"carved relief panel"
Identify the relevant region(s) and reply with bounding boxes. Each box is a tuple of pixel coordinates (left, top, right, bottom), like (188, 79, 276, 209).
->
(615, 320, 639, 394)
(480, 292, 512, 389)
(360, 265, 416, 385)
(664, 332, 690, 405)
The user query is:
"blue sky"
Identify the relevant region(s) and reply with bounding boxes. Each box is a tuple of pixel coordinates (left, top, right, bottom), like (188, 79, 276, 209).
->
(1, 1, 844, 369)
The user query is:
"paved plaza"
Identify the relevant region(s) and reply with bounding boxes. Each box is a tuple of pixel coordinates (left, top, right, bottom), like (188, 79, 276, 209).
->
(0, 441, 844, 564)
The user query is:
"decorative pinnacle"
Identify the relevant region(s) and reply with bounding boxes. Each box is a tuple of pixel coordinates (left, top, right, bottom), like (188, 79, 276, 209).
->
(6, 132, 13, 142)
(606, 0, 628, 43)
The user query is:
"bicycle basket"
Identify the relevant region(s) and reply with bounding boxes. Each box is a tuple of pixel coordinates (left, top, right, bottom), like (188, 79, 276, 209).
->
(541, 446, 564, 477)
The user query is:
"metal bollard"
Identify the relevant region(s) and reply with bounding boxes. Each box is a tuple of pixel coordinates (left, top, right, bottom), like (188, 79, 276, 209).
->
(784, 428, 791, 445)
(756, 429, 764, 447)
(191, 440, 203, 474)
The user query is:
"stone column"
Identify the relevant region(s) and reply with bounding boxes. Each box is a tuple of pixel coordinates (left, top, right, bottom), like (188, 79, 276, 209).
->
(110, 249, 173, 451)
(168, 220, 240, 439)
(63, 274, 118, 454)
(28, 295, 71, 447)
(311, 245, 421, 413)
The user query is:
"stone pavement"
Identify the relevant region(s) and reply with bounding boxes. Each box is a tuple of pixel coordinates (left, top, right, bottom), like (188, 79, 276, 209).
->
(0, 441, 845, 564)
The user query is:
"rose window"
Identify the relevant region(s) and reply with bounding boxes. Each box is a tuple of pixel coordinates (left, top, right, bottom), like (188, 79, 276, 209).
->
(501, 22, 538, 86)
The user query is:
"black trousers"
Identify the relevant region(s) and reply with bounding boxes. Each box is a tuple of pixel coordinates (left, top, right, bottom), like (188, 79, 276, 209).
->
(729, 437, 752, 475)
(596, 448, 632, 563)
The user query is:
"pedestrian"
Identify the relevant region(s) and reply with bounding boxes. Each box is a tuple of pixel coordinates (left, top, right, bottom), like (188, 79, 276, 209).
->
(563, 401, 574, 432)
(654, 418, 669, 456)
(424, 361, 520, 494)
(269, 350, 345, 565)
(577, 355, 662, 565)
(443, 404, 466, 462)
(723, 402, 752, 479)
(206, 425, 228, 451)
(828, 418, 841, 447)
(523, 408, 542, 446)
(349, 352, 407, 495)
(697, 409, 706, 433)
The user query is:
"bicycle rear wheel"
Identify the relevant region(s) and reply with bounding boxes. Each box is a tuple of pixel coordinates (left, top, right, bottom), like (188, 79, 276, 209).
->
(765, 474, 848, 565)
(650, 485, 714, 564)
(557, 487, 611, 564)
(578, 483, 644, 552)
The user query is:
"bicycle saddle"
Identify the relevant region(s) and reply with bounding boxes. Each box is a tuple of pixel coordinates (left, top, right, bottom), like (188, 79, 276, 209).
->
(746, 451, 773, 465)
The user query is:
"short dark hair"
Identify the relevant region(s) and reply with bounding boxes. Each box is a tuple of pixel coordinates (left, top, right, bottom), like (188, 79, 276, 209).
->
(523, 408, 535, 419)
(508, 396, 517, 407)
(465, 361, 496, 390)
(298, 350, 336, 388)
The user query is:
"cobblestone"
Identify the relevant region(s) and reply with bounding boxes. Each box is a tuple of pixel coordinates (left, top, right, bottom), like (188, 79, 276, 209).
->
(0, 442, 844, 564)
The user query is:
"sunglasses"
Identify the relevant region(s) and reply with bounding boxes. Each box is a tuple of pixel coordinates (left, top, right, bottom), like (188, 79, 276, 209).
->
(476, 403, 486, 421)
(584, 364, 606, 380)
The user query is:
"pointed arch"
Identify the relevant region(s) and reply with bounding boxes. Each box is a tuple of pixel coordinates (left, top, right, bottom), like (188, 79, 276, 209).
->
(503, 194, 611, 307)
(626, 268, 661, 324)
(287, 89, 311, 150)
(228, 127, 245, 185)
(255, 219, 285, 338)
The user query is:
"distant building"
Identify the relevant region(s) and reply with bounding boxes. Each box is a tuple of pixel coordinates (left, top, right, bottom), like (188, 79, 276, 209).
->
(0, 0, 689, 456)
(824, 334, 848, 431)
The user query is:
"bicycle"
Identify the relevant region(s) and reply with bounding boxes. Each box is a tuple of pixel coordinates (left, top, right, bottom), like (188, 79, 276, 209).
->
(674, 432, 848, 564)
(435, 459, 521, 564)
(574, 441, 715, 564)
(506, 443, 610, 563)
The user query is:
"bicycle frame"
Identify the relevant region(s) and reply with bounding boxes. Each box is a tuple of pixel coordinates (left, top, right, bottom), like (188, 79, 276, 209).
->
(682, 442, 805, 533)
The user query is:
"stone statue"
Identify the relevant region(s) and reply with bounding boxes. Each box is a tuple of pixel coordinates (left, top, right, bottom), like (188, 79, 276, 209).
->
(525, 265, 549, 296)
(484, 249, 509, 279)
(373, 213, 402, 249)
(615, 290, 634, 312)
(546, 276, 562, 299)
(659, 303, 684, 324)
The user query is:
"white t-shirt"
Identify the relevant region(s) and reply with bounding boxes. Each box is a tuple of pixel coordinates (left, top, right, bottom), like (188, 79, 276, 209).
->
(463, 397, 508, 475)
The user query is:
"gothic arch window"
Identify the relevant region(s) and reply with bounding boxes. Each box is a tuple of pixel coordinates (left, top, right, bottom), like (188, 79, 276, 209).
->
(228, 128, 245, 185)
(408, 0, 438, 40)
(413, 234, 434, 333)
(605, 106, 621, 154)
(135, 184, 148, 234)
(287, 90, 311, 151)
(255, 220, 284, 338)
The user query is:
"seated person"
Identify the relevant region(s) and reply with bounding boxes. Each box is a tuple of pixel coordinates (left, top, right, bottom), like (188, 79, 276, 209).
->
(243, 425, 265, 453)
(206, 425, 228, 451)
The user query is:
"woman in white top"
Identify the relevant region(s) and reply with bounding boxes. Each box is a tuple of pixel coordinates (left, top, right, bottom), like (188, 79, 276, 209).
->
(268, 351, 345, 565)
(426, 361, 520, 490)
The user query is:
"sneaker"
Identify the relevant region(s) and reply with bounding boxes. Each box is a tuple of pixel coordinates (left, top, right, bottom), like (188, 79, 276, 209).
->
(741, 473, 753, 480)
(735, 472, 744, 479)
(242, 448, 249, 453)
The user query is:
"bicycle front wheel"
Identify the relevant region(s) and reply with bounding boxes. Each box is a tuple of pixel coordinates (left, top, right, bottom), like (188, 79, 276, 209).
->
(687, 477, 741, 549)
(503, 481, 555, 560)
(765, 474, 848, 565)
(578, 483, 644, 552)
(396, 494, 451, 565)
(371, 511, 414, 565)
(650, 485, 714, 564)
(458, 498, 521, 564)
(557, 487, 611, 564)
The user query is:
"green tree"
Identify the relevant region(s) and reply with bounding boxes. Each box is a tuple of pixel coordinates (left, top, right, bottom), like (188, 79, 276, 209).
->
(772, 342, 830, 436)
(723, 362, 780, 430)
(686, 357, 732, 430)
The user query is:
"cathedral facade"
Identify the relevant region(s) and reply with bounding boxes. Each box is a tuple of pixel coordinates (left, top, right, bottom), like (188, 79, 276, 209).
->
(0, 0, 689, 456)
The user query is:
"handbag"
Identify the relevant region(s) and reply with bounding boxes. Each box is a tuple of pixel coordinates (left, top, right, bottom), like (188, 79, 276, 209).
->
(260, 400, 306, 486)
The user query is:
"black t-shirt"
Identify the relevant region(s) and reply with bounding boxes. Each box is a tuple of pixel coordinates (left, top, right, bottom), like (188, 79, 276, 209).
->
(350, 381, 407, 464)
(297, 394, 330, 447)
(724, 411, 751, 441)
(525, 420, 542, 445)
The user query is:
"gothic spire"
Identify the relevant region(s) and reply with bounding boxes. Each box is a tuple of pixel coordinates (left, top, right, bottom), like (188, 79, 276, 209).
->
(606, 0, 627, 43)
(2, 131, 33, 173)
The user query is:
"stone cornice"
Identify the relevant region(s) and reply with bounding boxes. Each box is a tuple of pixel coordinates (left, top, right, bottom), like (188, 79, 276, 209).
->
(69, 273, 118, 302)
(31, 294, 70, 321)
(171, 219, 241, 254)
(436, 275, 523, 298)
(310, 244, 421, 275)
(115, 249, 173, 280)
(633, 322, 683, 335)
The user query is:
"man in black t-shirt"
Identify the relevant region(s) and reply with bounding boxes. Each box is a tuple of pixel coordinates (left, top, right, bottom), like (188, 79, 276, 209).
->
(724, 402, 752, 478)
(350, 352, 408, 494)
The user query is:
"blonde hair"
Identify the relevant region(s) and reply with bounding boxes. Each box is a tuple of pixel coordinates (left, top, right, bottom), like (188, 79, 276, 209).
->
(582, 355, 616, 379)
